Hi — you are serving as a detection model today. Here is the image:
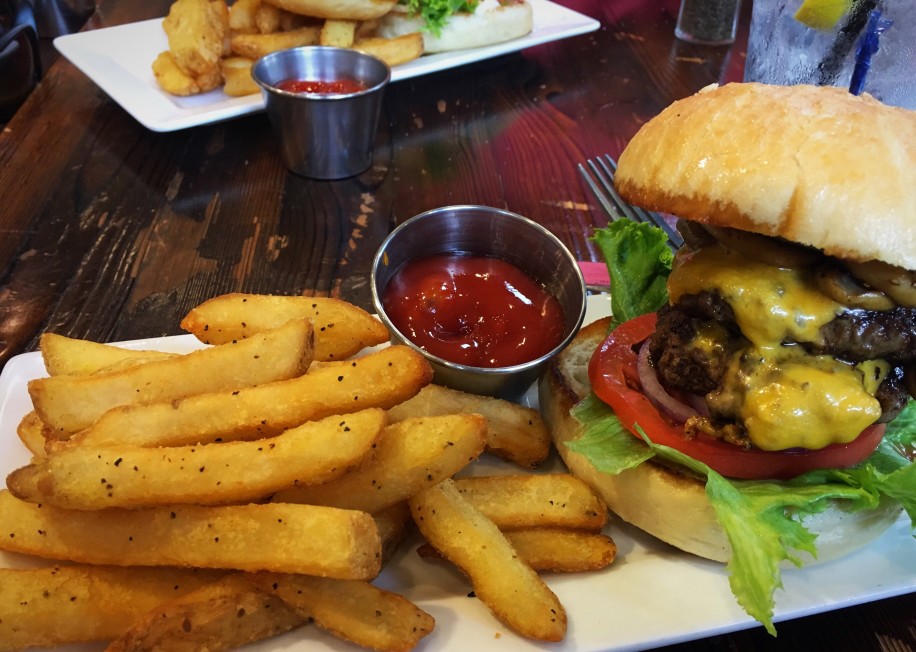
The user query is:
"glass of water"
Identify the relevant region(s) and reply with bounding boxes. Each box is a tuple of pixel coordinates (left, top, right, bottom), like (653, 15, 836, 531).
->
(743, 0, 916, 110)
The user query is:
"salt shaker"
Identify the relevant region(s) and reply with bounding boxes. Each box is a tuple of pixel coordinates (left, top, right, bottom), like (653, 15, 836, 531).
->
(675, 0, 741, 45)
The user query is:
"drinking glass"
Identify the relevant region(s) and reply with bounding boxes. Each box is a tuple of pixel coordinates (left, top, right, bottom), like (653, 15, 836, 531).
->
(676, 0, 741, 45)
(744, 0, 916, 110)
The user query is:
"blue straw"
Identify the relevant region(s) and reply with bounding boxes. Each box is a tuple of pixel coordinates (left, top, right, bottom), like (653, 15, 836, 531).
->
(849, 10, 891, 96)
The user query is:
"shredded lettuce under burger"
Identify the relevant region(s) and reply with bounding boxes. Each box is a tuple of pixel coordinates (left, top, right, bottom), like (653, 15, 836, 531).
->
(565, 219, 916, 635)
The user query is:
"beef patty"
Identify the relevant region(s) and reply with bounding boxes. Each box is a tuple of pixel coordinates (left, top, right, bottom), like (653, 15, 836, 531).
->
(649, 293, 912, 424)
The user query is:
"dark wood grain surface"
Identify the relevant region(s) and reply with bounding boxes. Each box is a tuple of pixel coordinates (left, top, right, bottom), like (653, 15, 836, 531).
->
(0, 0, 913, 650)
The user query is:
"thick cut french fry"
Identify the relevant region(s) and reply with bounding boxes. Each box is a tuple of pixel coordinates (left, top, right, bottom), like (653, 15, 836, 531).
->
(319, 18, 357, 47)
(353, 33, 424, 66)
(66, 345, 431, 448)
(16, 411, 46, 458)
(417, 528, 617, 574)
(254, 1, 281, 33)
(0, 565, 226, 652)
(40, 334, 176, 376)
(388, 384, 551, 468)
(153, 50, 207, 96)
(180, 293, 389, 361)
(30, 318, 315, 435)
(0, 491, 381, 578)
(193, 57, 224, 91)
(409, 479, 567, 642)
(273, 413, 487, 513)
(228, 0, 260, 33)
(501, 528, 617, 573)
(251, 572, 434, 652)
(163, 0, 227, 76)
(374, 502, 412, 567)
(8, 409, 387, 509)
(230, 26, 320, 59)
(355, 18, 380, 39)
(105, 574, 304, 652)
(454, 474, 608, 531)
(220, 56, 259, 96)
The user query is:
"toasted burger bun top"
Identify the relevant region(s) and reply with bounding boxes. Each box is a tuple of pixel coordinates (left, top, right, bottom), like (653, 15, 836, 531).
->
(377, 1, 534, 53)
(262, 0, 396, 20)
(615, 83, 916, 271)
(538, 316, 904, 563)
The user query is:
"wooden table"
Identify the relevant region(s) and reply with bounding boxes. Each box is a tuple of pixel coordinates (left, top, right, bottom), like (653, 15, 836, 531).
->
(0, 0, 913, 650)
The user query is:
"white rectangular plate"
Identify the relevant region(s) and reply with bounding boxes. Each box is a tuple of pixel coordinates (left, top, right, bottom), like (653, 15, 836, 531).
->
(53, 0, 599, 132)
(2, 294, 914, 651)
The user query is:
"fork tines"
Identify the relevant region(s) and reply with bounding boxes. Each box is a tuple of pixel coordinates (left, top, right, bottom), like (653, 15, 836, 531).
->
(578, 155, 684, 251)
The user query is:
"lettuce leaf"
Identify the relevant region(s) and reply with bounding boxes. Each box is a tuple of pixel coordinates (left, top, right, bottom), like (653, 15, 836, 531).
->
(567, 394, 654, 473)
(566, 397, 916, 635)
(401, 0, 479, 36)
(591, 220, 673, 327)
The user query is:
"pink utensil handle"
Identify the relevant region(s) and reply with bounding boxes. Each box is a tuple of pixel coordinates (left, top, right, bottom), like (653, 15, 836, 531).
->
(577, 261, 610, 288)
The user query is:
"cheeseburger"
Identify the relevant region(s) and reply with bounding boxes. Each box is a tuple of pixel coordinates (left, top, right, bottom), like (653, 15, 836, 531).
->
(540, 83, 916, 633)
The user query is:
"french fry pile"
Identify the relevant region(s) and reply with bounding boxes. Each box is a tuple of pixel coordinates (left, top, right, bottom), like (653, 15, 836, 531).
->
(0, 293, 616, 651)
(153, 0, 424, 97)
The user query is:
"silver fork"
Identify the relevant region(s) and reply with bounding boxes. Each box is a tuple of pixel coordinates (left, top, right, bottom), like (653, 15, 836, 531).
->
(578, 154, 684, 251)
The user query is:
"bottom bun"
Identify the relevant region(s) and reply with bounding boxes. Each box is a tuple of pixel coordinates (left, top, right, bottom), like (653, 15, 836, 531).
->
(377, 2, 534, 53)
(538, 316, 903, 565)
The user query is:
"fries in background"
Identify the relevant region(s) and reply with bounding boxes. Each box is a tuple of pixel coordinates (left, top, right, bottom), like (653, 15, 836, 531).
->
(319, 18, 357, 47)
(228, 0, 260, 34)
(163, 0, 228, 76)
(353, 33, 423, 67)
(229, 26, 320, 59)
(153, 0, 422, 97)
(221, 55, 260, 96)
(0, 292, 616, 650)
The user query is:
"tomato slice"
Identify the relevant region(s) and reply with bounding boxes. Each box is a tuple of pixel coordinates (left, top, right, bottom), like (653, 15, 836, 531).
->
(588, 313, 886, 480)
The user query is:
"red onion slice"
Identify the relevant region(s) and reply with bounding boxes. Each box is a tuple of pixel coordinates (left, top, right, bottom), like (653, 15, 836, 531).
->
(636, 340, 700, 425)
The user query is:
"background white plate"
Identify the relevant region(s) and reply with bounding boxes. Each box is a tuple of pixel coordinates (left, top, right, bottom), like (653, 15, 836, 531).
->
(2, 294, 914, 651)
(53, 0, 600, 132)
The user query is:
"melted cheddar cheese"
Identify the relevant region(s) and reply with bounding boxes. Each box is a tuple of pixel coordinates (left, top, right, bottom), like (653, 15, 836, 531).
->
(669, 245, 885, 451)
(669, 246, 843, 346)
(708, 347, 883, 451)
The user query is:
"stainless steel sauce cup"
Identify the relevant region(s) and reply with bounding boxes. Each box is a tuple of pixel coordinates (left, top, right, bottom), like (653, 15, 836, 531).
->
(252, 46, 390, 179)
(371, 205, 587, 399)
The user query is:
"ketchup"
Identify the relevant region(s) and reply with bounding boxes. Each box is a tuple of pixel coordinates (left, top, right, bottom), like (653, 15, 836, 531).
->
(381, 254, 565, 368)
(274, 79, 367, 94)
